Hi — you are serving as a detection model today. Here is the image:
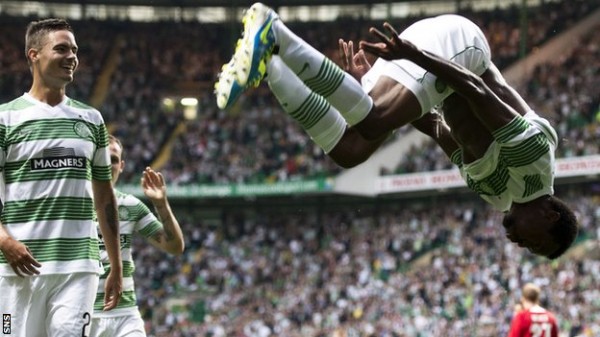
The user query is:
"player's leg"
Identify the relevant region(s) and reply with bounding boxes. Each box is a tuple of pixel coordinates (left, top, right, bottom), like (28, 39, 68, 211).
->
(266, 56, 345, 155)
(354, 75, 423, 140)
(90, 317, 110, 337)
(327, 127, 390, 168)
(114, 313, 146, 337)
(45, 272, 98, 337)
(267, 8, 373, 126)
(242, 3, 424, 142)
(267, 56, 386, 167)
(89, 316, 114, 337)
(0, 276, 39, 337)
(217, 2, 428, 145)
(91, 315, 145, 337)
(217, 3, 373, 129)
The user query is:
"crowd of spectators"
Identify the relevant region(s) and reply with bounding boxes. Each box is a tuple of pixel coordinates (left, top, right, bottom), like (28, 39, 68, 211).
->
(161, 0, 599, 184)
(132, 184, 600, 337)
(159, 0, 600, 184)
(523, 24, 600, 158)
(1, 0, 597, 185)
(1, 2, 599, 337)
(99, 21, 230, 183)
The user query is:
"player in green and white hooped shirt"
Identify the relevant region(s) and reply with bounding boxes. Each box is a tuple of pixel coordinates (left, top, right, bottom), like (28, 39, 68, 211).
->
(360, 21, 578, 259)
(0, 18, 123, 337)
(218, 6, 577, 259)
(90, 135, 184, 337)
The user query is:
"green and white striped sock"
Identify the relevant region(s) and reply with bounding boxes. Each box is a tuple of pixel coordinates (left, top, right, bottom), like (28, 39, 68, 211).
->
(267, 56, 345, 153)
(273, 19, 373, 126)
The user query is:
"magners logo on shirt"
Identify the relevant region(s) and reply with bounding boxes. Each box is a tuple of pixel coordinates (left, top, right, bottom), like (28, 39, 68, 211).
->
(31, 156, 86, 170)
(30, 147, 87, 170)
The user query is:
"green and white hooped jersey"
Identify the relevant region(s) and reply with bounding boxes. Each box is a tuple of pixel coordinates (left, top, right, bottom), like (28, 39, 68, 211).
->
(0, 93, 111, 276)
(452, 111, 558, 212)
(94, 189, 162, 317)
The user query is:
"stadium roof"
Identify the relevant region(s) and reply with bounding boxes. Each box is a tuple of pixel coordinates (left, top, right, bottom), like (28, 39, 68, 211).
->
(11, 0, 428, 7)
(5, 0, 478, 23)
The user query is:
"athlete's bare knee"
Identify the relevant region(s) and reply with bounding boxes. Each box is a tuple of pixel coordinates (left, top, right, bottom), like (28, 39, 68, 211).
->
(329, 150, 370, 168)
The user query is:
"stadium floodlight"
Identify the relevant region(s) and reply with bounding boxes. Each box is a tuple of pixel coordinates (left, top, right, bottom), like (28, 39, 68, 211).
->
(180, 97, 198, 107)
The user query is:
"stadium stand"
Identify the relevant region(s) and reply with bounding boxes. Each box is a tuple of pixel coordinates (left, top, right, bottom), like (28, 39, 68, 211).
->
(2, 1, 597, 186)
(136, 184, 599, 337)
(0, 1, 598, 336)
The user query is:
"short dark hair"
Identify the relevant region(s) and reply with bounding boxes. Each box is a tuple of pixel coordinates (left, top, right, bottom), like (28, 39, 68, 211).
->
(108, 134, 125, 161)
(25, 18, 73, 64)
(546, 196, 579, 259)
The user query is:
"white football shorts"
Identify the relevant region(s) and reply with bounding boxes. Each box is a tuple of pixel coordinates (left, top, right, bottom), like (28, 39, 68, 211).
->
(0, 272, 98, 337)
(90, 311, 146, 337)
(361, 14, 492, 115)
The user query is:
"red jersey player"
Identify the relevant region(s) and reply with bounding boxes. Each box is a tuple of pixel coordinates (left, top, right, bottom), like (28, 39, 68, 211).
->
(508, 283, 559, 337)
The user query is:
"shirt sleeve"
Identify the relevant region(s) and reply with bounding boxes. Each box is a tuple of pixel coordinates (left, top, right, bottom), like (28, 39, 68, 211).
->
(91, 122, 111, 181)
(507, 312, 526, 337)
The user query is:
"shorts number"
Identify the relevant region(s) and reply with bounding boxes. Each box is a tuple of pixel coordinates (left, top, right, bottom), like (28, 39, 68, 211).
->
(81, 312, 91, 337)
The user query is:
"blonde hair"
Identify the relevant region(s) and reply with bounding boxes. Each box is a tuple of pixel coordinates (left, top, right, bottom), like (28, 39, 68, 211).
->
(521, 283, 541, 304)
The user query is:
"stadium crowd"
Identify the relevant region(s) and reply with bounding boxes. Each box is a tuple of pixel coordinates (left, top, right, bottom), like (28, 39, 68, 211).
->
(163, 0, 600, 185)
(2, 0, 598, 185)
(134, 185, 600, 337)
(0, 1, 599, 337)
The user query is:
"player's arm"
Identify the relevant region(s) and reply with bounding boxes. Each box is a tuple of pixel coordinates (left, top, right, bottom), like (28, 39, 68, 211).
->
(141, 167, 184, 255)
(93, 179, 123, 310)
(0, 221, 41, 277)
(410, 112, 459, 159)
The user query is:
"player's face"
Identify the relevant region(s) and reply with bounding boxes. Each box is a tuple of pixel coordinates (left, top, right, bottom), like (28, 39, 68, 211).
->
(109, 141, 124, 185)
(31, 30, 79, 88)
(502, 209, 560, 257)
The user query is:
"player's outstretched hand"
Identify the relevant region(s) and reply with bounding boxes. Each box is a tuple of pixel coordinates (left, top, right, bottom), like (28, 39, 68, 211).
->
(360, 22, 419, 61)
(338, 39, 371, 81)
(0, 237, 41, 277)
(141, 167, 166, 202)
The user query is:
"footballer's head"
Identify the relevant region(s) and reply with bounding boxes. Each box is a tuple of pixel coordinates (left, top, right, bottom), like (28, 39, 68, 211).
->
(503, 195, 578, 259)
